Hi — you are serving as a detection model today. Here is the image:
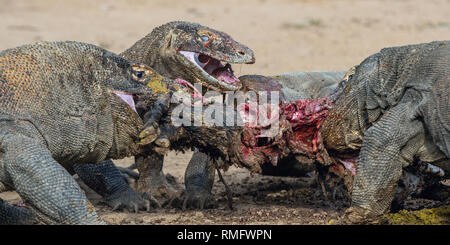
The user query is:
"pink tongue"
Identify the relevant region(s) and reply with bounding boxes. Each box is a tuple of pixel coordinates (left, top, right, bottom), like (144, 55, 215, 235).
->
(113, 91, 137, 112)
(216, 70, 240, 84)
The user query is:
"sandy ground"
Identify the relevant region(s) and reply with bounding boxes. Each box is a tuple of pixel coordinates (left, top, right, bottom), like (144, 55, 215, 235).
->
(0, 0, 449, 225)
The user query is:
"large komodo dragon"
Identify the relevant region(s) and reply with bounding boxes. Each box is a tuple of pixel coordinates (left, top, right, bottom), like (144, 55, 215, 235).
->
(72, 22, 447, 219)
(147, 41, 449, 218)
(71, 21, 256, 211)
(0, 41, 175, 224)
(320, 41, 449, 222)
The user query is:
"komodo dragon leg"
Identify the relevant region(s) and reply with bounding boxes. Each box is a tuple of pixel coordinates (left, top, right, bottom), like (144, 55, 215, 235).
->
(345, 102, 424, 223)
(134, 152, 181, 204)
(0, 126, 103, 224)
(180, 149, 216, 210)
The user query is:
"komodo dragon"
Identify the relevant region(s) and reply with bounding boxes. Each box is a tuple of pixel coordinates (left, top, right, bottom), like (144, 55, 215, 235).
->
(0, 41, 177, 224)
(146, 41, 449, 215)
(72, 21, 256, 211)
(73, 22, 448, 219)
(319, 41, 449, 222)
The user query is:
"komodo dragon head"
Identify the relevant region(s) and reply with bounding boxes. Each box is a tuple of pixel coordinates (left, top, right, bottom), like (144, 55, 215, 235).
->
(121, 21, 255, 92)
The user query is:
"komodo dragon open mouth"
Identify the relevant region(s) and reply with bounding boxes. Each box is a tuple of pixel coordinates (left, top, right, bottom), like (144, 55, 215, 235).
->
(179, 51, 241, 90)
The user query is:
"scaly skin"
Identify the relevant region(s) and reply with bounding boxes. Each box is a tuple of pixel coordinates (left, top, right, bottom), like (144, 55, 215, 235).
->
(319, 41, 449, 223)
(163, 66, 447, 215)
(73, 21, 256, 209)
(0, 41, 175, 224)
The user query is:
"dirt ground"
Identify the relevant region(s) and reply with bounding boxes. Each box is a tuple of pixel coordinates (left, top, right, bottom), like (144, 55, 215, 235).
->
(0, 0, 449, 225)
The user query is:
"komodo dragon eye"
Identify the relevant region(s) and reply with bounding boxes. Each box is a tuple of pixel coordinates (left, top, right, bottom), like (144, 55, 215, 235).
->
(197, 30, 215, 44)
(135, 71, 144, 78)
(130, 64, 153, 82)
(132, 69, 147, 81)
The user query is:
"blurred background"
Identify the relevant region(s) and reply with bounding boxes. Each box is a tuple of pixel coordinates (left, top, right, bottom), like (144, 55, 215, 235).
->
(0, 0, 449, 76)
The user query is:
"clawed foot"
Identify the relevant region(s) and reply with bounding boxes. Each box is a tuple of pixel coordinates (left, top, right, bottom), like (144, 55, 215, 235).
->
(136, 173, 182, 204)
(166, 187, 217, 210)
(103, 185, 161, 213)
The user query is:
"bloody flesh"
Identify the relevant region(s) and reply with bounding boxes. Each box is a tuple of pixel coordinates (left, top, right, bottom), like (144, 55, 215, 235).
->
(240, 97, 335, 170)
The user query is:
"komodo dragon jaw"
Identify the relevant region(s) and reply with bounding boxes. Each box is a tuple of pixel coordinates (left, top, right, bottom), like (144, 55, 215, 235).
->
(122, 21, 255, 92)
(165, 22, 255, 91)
